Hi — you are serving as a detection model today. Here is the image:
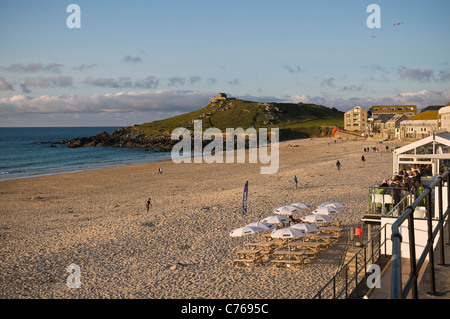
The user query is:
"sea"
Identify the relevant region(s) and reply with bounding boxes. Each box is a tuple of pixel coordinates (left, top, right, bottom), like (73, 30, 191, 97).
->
(0, 127, 172, 181)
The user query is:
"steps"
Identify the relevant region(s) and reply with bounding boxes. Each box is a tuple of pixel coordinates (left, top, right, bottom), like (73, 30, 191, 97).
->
(342, 244, 367, 276)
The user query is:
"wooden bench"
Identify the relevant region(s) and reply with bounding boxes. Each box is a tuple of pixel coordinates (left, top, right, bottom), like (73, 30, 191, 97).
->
(272, 250, 312, 263)
(233, 257, 261, 267)
(271, 259, 304, 268)
(245, 241, 276, 252)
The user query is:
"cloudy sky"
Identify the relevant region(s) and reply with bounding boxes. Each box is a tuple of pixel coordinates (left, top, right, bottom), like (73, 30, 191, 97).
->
(1, 0, 449, 127)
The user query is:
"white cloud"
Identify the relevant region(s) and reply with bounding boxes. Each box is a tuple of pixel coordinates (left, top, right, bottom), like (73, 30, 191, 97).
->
(286, 88, 450, 111)
(3, 62, 64, 73)
(0, 90, 214, 116)
(84, 76, 159, 89)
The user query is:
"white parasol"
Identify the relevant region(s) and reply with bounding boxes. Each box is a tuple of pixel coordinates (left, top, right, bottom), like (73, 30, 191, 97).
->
(290, 203, 313, 209)
(318, 202, 345, 209)
(312, 206, 341, 216)
(300, 214, 333, 224)
(246, 221, 274, 230)
(273, 205, 301, 216)
(230, 225, 265, 237)
(260, 215, 291, 224)
(291, 223, 321, 233)
(270, 227, 306, 261)
(270, 227, 306, 239)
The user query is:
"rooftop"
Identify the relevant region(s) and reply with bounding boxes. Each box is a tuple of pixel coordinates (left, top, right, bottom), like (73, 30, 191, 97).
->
(405, 111, 439, 121)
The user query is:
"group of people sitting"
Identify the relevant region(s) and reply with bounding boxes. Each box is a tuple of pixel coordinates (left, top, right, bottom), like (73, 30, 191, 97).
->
(375, 166, 428, 212)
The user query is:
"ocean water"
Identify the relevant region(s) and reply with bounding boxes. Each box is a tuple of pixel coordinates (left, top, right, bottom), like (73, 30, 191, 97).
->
(0, 127, 171, 181)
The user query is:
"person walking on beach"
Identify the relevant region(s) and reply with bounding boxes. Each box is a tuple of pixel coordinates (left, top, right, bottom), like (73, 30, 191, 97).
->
(146, 197, 152, 212)
(336, 160, 341, 171)
(294, 175, 298, 188)
(361, 155, 365, 163)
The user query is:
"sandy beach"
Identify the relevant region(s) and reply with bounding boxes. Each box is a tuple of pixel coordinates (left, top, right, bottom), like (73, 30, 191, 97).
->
(0, 137, 406, 299)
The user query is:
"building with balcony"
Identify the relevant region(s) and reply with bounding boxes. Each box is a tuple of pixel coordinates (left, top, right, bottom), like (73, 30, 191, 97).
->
(344, 106, 368, 132)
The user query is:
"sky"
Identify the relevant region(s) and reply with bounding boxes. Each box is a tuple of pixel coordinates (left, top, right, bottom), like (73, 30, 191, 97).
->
(0, 0, 449, 127)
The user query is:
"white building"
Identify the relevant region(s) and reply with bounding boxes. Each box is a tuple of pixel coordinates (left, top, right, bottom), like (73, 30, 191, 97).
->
(392, 131, 450, 184)
(438, 105, 450, 132)
(398, 111, 439, 140)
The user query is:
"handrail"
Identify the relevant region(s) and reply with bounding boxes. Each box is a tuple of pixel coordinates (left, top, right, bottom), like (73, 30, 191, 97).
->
(391, 169, 450, 299)
(368, 186, 412, 215)
(313, 224, 388, 299)
(339, 228, 352, 268)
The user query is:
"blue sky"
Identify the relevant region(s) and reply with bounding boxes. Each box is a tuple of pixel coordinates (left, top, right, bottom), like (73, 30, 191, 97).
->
(0, 0, 449, 126)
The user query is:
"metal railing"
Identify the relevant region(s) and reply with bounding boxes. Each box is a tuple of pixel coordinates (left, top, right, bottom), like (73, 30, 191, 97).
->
(313, 225, 389, 299)
(387, 192, 415, 218)
(368, 186, 412, 215)
(391, 169, 450, 299)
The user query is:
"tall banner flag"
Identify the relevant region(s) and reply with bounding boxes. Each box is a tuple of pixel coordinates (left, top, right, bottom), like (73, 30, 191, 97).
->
(242, 181, 248, 216)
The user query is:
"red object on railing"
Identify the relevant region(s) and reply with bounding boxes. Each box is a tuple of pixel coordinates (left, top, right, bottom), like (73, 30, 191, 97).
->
(355, 226, 363, 238)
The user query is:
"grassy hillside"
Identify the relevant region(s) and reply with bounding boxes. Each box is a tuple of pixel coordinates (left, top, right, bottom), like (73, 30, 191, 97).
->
(134, 98, 344, 139)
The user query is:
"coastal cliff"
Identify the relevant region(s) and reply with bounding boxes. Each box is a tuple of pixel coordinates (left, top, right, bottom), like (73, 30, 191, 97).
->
(59, 127, 176, 151)
(59, 98, 343, 151)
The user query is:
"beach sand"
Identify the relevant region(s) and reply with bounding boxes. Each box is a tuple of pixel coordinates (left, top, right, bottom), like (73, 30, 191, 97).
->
(0, 137, 406, 299)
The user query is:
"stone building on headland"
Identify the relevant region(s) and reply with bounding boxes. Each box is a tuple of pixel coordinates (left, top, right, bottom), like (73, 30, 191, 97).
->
(209, 93, 228, 103)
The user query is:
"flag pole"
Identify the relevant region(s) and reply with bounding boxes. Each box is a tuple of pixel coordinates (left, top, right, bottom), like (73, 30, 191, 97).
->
(242, 181, 249, 246)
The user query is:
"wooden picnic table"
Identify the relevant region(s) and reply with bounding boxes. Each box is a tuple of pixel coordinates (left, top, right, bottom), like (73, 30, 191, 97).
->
(236, 249, 262, 258)
(244, 242, 276, 261)
(272, 250, 310, 262)
(245, 241, 276, 251)
(263, 234, 287, 242)
(270, 250, 311, 267)
(320, 226, 343, 237)
(271, 259, 303, 267)
(233, 249, 263, 267)
(287, 241, 323, 253)
(305, 233, 335, 245)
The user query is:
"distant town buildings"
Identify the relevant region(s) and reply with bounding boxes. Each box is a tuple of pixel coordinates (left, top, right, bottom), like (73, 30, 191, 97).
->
(344, 106, 368, 131)
(342, 103, 450, 141)
(371, 105, 417, 119)
(439, 105, 450, 132)
(398, 111, 439, 140)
